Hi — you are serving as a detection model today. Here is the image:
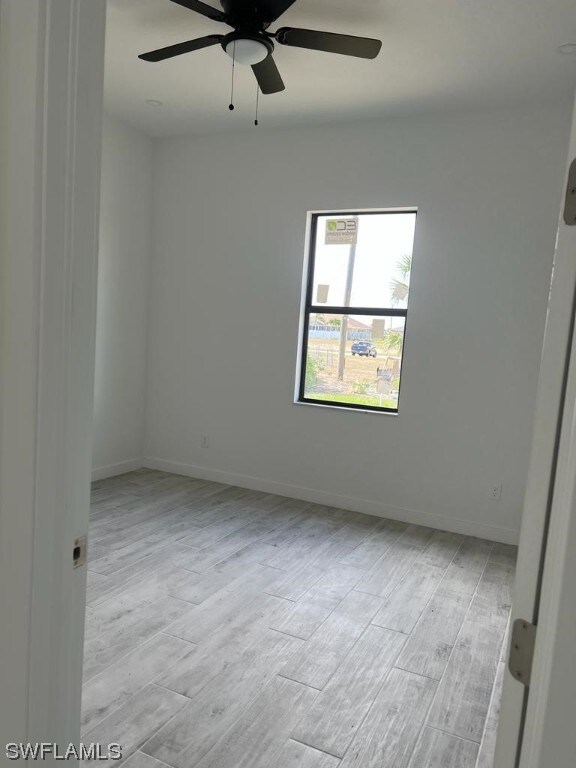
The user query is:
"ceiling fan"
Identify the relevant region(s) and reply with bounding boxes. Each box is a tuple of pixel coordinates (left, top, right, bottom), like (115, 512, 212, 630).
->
(139, 0, 382, 95)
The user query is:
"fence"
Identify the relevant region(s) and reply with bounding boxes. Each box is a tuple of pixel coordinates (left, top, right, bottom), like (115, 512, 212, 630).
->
(309, 347, 337, 367)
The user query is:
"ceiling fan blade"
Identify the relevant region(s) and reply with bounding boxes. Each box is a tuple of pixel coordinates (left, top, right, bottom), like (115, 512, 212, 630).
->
(252, 55, 285, 94)
(276, 27, 382, 59)
(256, 0, 298, 23)
(139, 34, 223, 62)
(169, 0, 227, 22)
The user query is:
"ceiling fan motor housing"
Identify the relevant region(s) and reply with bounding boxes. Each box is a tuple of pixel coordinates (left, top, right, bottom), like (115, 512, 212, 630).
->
(220, 1, 274, 31)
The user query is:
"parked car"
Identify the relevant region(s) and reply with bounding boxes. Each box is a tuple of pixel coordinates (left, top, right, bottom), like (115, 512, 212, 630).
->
(351, 341, 377, 357)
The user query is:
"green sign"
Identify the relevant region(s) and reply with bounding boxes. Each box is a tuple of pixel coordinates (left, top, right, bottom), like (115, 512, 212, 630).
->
(325, 217, 358, 245)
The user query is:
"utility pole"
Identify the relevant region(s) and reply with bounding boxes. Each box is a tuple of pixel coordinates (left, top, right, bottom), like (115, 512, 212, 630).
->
(338, 241, 357, 380)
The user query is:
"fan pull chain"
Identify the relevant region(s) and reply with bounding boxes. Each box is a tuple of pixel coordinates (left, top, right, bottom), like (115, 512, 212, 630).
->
(254, 84, 260, 126)
(229, 41, 236, 111)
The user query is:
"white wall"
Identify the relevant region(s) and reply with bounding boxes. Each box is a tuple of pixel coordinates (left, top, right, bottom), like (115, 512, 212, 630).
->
(92, 115, 153, 478)
(144, 103, 571, 543)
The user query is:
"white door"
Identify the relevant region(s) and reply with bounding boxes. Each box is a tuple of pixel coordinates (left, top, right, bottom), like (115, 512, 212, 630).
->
(0, 0, 106, 756)
(494, 93, 576, 767)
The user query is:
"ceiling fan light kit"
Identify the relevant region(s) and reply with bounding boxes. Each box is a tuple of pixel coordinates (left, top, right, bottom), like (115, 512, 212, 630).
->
(224, 36, 271, 65)
(139, 0, 383, 110)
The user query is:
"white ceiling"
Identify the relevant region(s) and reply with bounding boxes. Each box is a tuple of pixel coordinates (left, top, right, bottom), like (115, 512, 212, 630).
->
(105, 0, 576, 137)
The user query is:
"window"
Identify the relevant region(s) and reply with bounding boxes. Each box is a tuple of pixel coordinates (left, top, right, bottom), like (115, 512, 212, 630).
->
(297, 210, 417, 413)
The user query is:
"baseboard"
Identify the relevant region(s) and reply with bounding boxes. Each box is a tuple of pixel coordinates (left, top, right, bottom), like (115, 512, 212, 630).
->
(143, 457, 519, 545)
(92, 458, 143, 481)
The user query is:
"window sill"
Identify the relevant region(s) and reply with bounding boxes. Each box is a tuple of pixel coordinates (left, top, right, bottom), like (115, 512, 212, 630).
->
(293, 399, 399, 416)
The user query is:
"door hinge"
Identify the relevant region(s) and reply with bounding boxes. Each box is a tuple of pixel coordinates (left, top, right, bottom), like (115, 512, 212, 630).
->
(564, 158, 576, 226)
(73, 535, 87, 568)
(508, 618, 537, 687)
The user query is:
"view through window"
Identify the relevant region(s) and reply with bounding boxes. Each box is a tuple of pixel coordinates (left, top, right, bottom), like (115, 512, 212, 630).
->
(298, 210, 417, 412)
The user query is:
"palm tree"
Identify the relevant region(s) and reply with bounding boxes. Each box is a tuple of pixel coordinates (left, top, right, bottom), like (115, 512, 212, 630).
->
(313, 313, 326, 327)
(383, 253, 412, 354)
(389, 253, 412, 306)
(382, 328, 404, 355)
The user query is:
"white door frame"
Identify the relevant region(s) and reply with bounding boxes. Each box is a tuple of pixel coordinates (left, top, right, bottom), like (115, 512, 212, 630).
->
(495, 93, 576, 767)
(0, 0, 106, 755)
(516, 96, 576, 768)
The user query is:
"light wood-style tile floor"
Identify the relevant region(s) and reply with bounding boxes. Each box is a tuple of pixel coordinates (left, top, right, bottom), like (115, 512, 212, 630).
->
(83, 469, 515, 768)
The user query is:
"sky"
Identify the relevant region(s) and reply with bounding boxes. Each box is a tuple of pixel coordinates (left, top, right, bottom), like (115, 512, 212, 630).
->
(312, 212, 417, 310)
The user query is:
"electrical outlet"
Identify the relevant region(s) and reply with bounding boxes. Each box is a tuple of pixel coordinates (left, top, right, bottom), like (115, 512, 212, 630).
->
(489, 484, 502, 501)
(201, 434, 209, 449)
